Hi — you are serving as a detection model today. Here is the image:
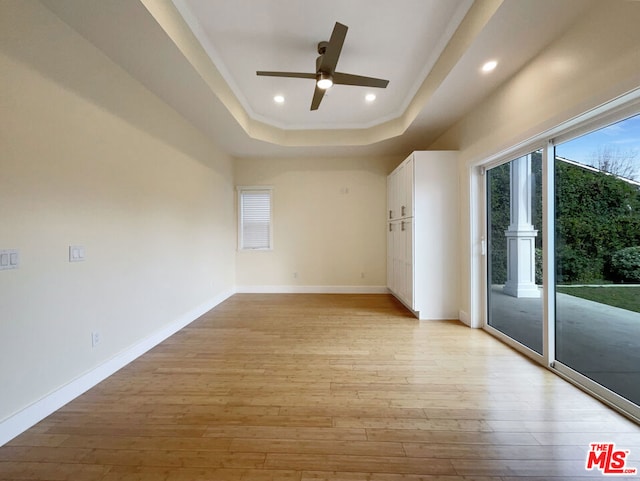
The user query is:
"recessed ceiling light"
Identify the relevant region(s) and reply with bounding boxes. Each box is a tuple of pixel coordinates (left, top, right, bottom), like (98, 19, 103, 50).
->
(365, 93, 376, 102)
(273, 95, 285, 104)
(481, 60, 498, 73)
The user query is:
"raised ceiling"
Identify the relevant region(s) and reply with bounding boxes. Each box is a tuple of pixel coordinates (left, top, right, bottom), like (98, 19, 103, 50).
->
(42, 0, 598, 157)
(173, 0, 472, 130)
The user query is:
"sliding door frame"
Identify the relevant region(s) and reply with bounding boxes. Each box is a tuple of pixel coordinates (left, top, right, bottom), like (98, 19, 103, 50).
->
(472, 88, 640, 423)
(482, 143, 547, 366)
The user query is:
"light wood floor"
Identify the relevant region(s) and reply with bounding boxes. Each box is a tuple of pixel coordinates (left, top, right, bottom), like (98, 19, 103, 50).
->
(2, 294, 640, 480)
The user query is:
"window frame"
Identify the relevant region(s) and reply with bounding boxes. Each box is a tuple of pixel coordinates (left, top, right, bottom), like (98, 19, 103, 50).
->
(237, 186, 273, 251)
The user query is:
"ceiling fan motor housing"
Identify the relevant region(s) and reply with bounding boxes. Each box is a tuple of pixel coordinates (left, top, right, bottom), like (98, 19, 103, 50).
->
(317, 41, 329, 55)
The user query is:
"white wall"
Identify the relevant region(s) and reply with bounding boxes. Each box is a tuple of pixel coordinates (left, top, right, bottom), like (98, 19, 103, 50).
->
(0, 0, 235, 434)
(429, 1, 640, 326)
(234, 156, 400, 291)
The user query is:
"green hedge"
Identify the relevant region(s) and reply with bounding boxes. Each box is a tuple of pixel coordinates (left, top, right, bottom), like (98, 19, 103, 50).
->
(555, 161, 640, 283)
(610, 246, 640, 283)
(488, 157, 640, 285)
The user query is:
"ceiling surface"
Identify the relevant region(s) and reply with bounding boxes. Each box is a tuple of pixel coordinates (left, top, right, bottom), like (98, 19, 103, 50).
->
(42, 0, 598, 158)
(173, 0, 472, 130)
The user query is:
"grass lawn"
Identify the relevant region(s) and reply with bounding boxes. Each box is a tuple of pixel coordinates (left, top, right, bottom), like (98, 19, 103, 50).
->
(556, 286, 640, 313)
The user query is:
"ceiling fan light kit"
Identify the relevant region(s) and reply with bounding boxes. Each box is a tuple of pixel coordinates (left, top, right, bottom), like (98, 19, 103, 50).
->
(316, 72, 333, 90)
(256, 22, 389, 110)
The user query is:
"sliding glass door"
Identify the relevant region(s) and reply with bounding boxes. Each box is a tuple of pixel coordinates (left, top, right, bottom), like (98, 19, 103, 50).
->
(484, 109, 640, 417)
(487, 150, 543, 354)
(555, 114, 640, 407)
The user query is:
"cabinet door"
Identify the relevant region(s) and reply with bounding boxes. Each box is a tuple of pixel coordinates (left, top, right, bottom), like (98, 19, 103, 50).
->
(387, 177, 393, 221)
(392, 221, 404, 298)
(388, 154, 415, 220)
(402, 218, 414, 308)
(387, 218, 414, 309)
(397, 161, 409, 218)
(388, 220, 403, 296)
(386, 222, 394, 290)
(402, 156, 414, 218)
(387, 170, 398, 220)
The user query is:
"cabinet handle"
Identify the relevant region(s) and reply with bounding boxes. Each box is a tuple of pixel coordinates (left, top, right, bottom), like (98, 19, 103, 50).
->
(389, 210, 393, 219)
(389, 223, 392, 232)
(401, 205, 406, 216)
(401, 221, 405, 232)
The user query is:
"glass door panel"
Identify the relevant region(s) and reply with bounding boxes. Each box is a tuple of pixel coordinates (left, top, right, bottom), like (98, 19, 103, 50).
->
(555, 114, 640, 405)
(487, 151, 543, 354)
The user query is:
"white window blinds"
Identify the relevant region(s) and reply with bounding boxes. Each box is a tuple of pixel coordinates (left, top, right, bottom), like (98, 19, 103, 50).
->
(239, 188, 272, 250)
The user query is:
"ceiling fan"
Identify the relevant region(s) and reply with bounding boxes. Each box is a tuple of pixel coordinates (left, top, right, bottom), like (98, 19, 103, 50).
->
(256, 22, 389, 111)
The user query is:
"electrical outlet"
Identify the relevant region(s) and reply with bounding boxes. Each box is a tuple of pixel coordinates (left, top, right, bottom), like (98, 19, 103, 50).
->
(293, 272, 298, 279)
(91, 331, 101, 347)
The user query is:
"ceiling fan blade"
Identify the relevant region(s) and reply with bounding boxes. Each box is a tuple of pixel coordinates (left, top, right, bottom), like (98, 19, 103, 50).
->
(310, 85, 326, 111)
(319, 22, 348, 74)
(333, 72, 389, 88)
(256, 71, 316, 79)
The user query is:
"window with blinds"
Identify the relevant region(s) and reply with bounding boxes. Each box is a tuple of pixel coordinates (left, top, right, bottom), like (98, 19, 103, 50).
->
(238, 187, 273, 250)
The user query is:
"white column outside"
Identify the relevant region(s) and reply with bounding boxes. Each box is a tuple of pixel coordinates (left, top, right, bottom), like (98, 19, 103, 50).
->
(503, 154, 540, 298)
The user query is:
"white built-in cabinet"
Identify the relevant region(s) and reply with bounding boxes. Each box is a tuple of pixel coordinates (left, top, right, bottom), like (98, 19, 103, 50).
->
(387, 151, 459, 320)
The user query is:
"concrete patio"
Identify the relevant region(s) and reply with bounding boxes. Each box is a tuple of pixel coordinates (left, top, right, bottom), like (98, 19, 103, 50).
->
(489, 285, 640, 405)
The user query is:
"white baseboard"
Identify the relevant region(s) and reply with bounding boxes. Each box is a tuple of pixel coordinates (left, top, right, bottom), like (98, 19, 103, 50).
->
(235, 285, 388, 294)
(459, 309, 470, 326)
(418, 315, 461, 321)
(0, 288, 234, 447)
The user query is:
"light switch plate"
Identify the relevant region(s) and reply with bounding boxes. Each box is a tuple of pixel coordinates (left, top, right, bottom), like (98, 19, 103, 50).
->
(0, 249, 19, 270)
(69, 245, 85, 262)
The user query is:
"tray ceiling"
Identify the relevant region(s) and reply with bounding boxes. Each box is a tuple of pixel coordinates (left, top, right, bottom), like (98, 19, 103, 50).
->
(41, 0, 598, 157)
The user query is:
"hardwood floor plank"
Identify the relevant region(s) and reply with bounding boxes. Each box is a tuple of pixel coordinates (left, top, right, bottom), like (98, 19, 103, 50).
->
(5, 433, 70, 448)
(183, 414, 333, 428)
(78, 449, 265, 469)
(230, 438, 406, 457)
(333, 418, 493, 431)
(58, 435, 231, 452)
(330, 383, 460, 393)
(0, 462, 109, 481)
(43, 423, 209, 438)
(421, 408, 628, 422)
(366, 429, 541, 445)
(0, 446, 91, 463)
(1, 293, 638, 480)
(100, 466, 302, 481)
(403, 443, 585, 460)
(265, 453, 456, 475)
(203, 426, 367, 441)
(278, 406, 426, 419)
(487, 419, 640, 433)
(301, 473, 501, 481)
